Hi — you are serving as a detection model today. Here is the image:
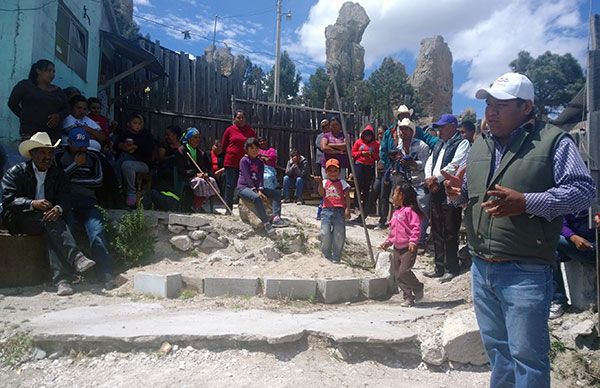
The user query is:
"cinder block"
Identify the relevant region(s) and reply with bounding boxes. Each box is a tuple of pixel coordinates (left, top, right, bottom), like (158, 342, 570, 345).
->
(264, 278, 317, 300)
(203, 278, 260, 297)
(134, 272, 182, 299)
(360, 278, 390, 300)
(317, 278, 361, 304)
(168, 214, 210, 228)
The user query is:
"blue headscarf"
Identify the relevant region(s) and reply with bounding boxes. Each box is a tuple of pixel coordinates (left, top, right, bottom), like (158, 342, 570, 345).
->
(182, 127, 200, 144)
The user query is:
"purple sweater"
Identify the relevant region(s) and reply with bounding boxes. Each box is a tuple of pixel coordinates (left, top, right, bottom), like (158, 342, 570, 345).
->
(237, 155, 264, 190)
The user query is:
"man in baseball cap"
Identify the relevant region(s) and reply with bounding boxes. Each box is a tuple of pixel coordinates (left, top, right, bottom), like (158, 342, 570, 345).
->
(442, 72, 595, 387)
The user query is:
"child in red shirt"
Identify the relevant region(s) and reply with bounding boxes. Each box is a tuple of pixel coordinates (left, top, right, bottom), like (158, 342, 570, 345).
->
(315, 159, 351, 263)
(351, 124, 379, 223)
(380, 183, 424, 306)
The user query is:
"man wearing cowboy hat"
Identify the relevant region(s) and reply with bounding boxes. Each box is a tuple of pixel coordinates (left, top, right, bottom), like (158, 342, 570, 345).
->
(443, 72, 594, 387)
(1, 132, 96, 296)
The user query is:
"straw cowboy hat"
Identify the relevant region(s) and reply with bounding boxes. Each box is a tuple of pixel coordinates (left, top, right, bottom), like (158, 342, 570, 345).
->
(18, 132, 60, 158)
(395, 104, 414, 117)
(397, 117, 416, 131)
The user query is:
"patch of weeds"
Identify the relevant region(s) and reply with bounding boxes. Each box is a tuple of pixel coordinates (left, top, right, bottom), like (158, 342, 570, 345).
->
(550, 339, 566, 361)
(99, 207, 155, 268)
(0, 333, 33, 367)
(273, 238, 291, 254)
(179, 289, 197, 300)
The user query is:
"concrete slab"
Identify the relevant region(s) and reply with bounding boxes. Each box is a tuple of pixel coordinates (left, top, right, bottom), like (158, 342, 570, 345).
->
(134, 273, 182, 299)
(264, 278, 317, 300)
(317, 278, 361, 304)
(181, 276, 203, 292)
(361, 278, 390, 300)
(25, 303, 444, 350)
(168, 214, 210, 228)
(204, 277, 260, 297)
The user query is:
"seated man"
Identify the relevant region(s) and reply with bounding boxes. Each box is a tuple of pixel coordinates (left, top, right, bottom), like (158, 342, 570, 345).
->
(550, 210, 598, 319)
(55, 128, 114, 289)
(282, 149, 308, 204)
(237, 138, 287, 235)
(1, 132, 96, 296)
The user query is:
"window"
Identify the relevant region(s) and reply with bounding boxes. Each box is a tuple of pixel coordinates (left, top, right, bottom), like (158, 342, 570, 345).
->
(55, 2, 88, 80)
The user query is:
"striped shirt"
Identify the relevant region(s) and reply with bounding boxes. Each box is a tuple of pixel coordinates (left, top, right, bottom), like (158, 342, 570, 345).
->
(454, 122, 595, 221)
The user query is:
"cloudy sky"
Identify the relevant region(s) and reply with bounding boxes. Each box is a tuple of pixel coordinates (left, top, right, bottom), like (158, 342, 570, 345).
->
(133, 0, 599, 118)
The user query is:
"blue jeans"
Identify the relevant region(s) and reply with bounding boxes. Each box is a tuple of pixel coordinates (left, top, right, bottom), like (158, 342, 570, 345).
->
(553, 235, 596, 304)
(223, 167, 239, 211)
(282, 175, 304, 201)
(471, 257, 552, 388)
(67, 194, 113, 276)
(238, 187, 281, 223)
(320, 207, 346, 261)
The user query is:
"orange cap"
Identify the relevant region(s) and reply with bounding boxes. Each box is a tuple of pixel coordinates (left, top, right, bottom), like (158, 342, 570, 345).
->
(325, 159, 340, 169)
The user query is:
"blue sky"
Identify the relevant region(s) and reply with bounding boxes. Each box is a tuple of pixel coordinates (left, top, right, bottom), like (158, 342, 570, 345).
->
(133, 0, 600, 119)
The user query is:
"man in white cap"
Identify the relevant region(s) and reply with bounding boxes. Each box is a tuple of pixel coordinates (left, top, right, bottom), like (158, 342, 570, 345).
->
(1, 132, 96, 296)
(443, 72, 595, 387)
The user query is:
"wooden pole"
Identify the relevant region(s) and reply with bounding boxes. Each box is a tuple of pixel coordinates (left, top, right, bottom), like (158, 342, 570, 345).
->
(186, 152, 233, 215)
(327, 67, 375, 267)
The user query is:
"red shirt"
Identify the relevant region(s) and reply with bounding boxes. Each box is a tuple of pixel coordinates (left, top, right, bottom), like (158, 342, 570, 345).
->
(221, 124, 256, 168)
(88, 113, 110, 138)
(351, 126, 380, 165)
(323, 179, 350, 208)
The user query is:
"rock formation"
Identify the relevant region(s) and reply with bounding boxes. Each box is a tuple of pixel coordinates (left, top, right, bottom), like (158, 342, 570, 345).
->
(204, 45, 235, 76)
(410, 36, 453, 121)
(324, 2, 370, 107)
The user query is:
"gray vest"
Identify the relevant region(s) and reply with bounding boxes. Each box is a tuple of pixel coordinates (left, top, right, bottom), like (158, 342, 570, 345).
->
(465, 121, 567, 265)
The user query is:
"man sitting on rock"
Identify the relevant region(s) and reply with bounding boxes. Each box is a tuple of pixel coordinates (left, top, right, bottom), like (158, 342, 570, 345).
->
(282, 149, 308, 205)
(55, 128, 114, 289)
(1, 132, 96, 295)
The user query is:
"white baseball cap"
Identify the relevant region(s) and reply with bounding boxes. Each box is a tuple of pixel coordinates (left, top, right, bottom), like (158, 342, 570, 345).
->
(475, 72, 535, 103)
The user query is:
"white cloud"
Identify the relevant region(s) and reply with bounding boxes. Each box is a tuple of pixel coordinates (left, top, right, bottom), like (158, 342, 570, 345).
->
(133, 0, 152, 6)
(292, 0, 587, 99)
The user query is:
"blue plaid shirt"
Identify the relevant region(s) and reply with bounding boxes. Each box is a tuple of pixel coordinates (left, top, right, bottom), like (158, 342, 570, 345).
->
(456, 121, 595, 221)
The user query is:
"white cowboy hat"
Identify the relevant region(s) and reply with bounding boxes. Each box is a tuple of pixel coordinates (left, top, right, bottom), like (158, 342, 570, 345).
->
(18, 132, 60, 158)
(395, 104, 414, 117)
(397, 117, 416, 131)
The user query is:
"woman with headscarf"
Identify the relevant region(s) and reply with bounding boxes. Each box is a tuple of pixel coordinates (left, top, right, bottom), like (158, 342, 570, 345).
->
(8, 59, 69, 142)
(175, 127, 219, 212)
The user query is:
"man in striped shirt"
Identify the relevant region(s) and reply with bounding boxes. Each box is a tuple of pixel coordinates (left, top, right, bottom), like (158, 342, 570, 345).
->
(443, 72, 595, 388)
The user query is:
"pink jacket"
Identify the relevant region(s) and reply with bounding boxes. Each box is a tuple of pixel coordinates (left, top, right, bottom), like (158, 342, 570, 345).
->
(385, 207, 422, 249)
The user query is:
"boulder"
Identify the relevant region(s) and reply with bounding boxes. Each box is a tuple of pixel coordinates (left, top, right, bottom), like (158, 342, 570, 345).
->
(238, 198, 272, 229)
(189, 230, 208, 241)
(324, 2, 370, 108)
(200, 235, 226, 251)
(274, 228, 306, 253)
(233, 239, 247, 253)
(168, 214, 210, 228)
(260, 246, 282, 261)
(441, 309, 487, 366)
(207, 250, 233, 264)
(217, 236, 229, 246)
(168, 224, 185, 234)
(375, 251, 396, 291)
(170, 235, 192, 252)
(410, 35, 453, 121)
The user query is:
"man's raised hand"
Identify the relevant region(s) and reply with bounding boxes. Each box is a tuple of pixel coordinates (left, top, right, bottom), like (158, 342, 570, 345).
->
(441, 168, 465, 199)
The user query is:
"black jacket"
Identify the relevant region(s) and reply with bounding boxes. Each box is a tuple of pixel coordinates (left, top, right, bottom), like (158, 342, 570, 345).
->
(1, 160, 71, 227)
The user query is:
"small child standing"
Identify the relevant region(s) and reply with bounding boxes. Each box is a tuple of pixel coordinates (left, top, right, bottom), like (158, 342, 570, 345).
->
(237, 137, 287, 235)
(315, 159, 351, 263)
(380, 183, 424, 306)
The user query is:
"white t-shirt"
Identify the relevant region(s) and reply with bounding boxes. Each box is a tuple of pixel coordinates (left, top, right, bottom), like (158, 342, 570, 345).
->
(61, 115, 102, 151)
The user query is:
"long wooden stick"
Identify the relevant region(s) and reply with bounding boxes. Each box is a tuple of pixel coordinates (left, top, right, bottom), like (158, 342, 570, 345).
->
(186, 152, 233, 215)
(327, 67, 375, 267)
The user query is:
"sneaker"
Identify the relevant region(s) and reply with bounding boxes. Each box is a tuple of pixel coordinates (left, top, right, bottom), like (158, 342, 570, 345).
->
(56, 280, 74, 296)
(349, 217, 363, 225)
(549, 302, 567, 320)
(296, 200, 304, 205)
(401, 299, 415, 307)
(423, 271, 444, 278)
(283, 198, 292, 203)
(439, 273, 456, 283)
(74, 253, 96, 273)
(264, 222, 276, 235)
(374, 223, 387, 230)
(414, 288, 424, 302)
(271, 216, 289, 228)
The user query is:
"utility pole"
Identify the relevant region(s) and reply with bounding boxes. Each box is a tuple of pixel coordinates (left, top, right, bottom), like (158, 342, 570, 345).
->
(273, 0, 282, 103)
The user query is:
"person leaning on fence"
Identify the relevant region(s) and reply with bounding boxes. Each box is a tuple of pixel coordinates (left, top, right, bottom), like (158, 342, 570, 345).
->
(114, 113, 155, 208)
(443, 72, 595, 388)
(174, 127, 219, 213)
(367, 125, 386, 218)
(282, 149, 309, 205)
(315, 118, 330, 220)
(221, 110, 256, 212)
(350, 124, 379, 225)
(237, 137, 287, 235)
(1, 132, 96, 296)
(315, 158, 351, 264)
(55, 128, 114, 290)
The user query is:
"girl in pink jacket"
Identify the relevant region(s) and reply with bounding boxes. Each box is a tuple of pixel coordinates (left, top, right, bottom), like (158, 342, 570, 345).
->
(380, 183, 424, 306)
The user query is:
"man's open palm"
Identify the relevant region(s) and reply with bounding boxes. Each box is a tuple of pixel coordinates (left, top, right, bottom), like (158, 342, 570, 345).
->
(441, 168, 465, 199)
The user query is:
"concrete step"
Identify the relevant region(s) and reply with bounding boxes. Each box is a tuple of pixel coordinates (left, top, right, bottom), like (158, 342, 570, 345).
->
(24, 303, 444, 358)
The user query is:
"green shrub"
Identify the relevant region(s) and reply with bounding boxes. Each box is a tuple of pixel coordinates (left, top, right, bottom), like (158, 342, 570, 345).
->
(99, 207, 154, 268)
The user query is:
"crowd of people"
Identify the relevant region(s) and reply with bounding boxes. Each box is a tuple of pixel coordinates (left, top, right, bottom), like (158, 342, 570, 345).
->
(0, 59, 598, 387)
